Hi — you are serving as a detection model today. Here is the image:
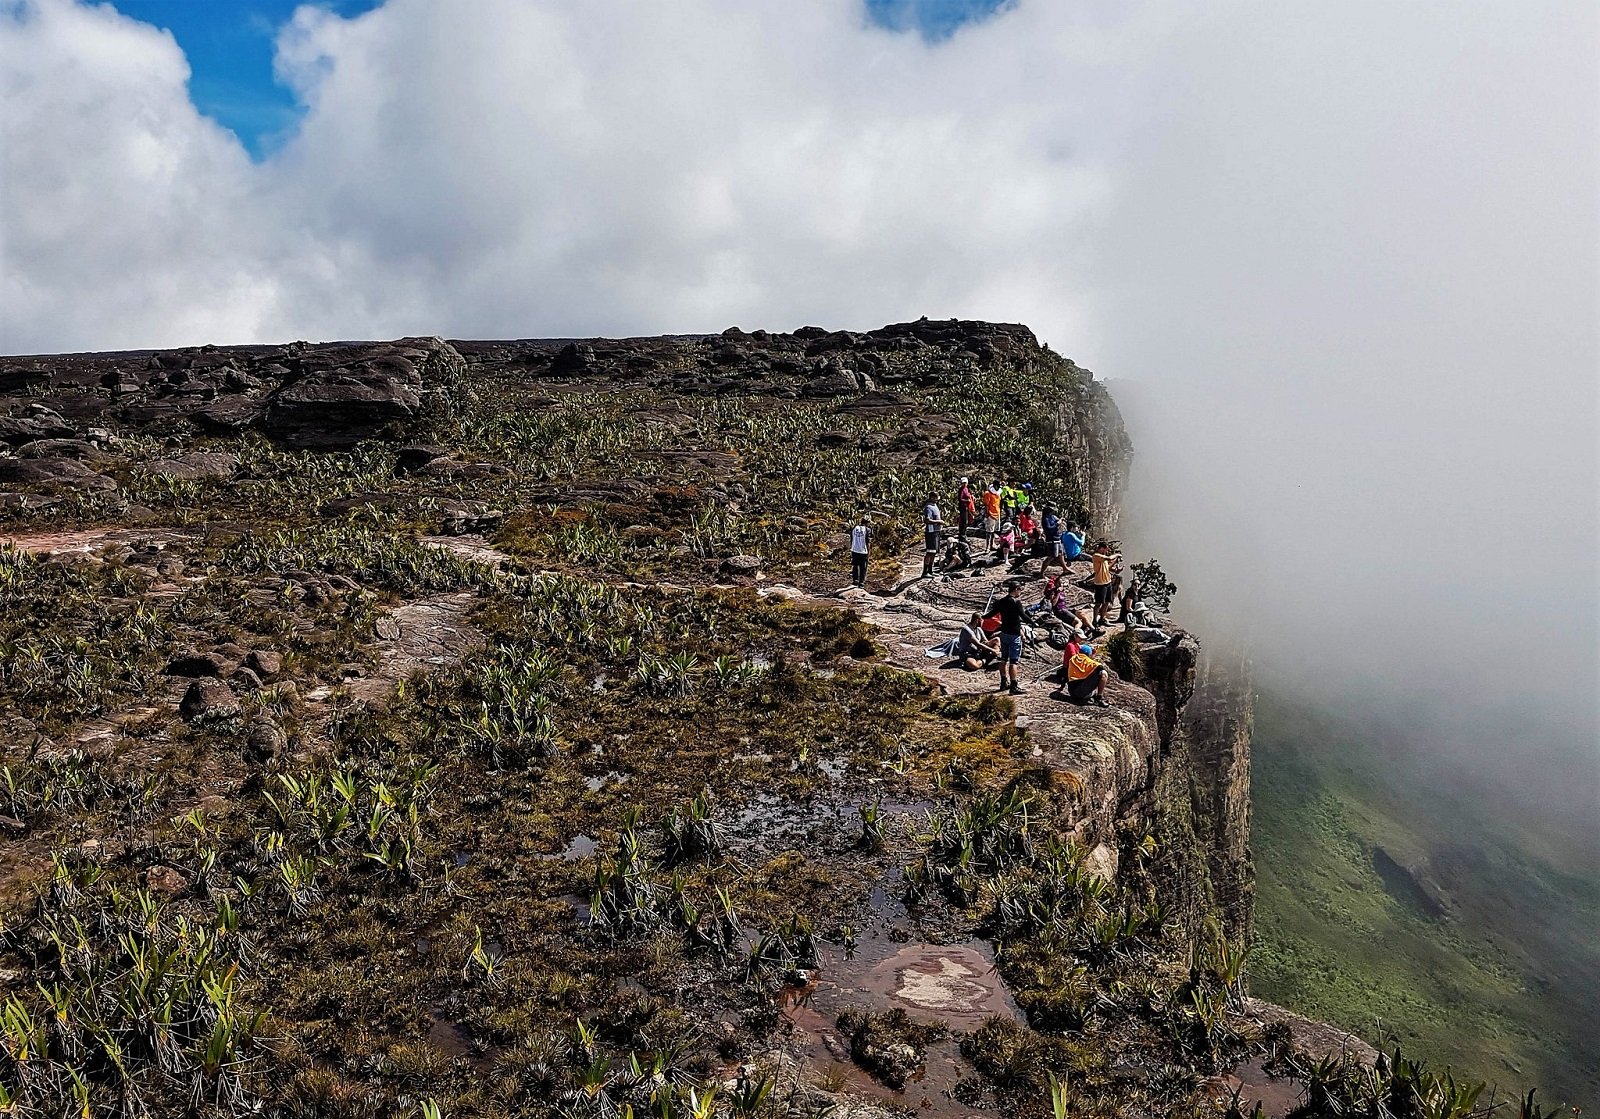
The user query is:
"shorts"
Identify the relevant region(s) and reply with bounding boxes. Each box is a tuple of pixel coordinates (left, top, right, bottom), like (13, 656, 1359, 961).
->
(1050, 539, 1063, 557)
(924, 530, 940, 553)
(998, 633, 1022, 663)
(1094, 582, 1115, 605)
(1067, 666, 1105, 701)
(985, 516, 1000, 533)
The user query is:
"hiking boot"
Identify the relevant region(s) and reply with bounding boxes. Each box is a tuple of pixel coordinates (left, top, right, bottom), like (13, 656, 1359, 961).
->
(1089, 695, 1109, 708)
(1008, 684, 1027, 696)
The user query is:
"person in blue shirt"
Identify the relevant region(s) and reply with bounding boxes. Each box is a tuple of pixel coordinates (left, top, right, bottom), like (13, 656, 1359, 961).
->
(1040, 507, 1065, 573)
(1060, 523, 1087, 563)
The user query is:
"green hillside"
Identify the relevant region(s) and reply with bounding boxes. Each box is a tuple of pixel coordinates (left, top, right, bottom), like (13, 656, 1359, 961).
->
(1251, 691, 1600, 1108)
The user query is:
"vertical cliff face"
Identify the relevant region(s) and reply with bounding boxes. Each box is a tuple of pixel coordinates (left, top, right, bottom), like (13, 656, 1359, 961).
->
(1060, 380, 1256, 947)
(1051, 375, 1132, 535)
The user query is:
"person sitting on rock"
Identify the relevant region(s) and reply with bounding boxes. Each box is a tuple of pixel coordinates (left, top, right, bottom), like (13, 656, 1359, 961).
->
(938, 536, 972, 573)
(1016, 506, 1037, 543)
(1063, 644, 1110, 707)
(993, 521, 1017, 564)
(954, 611, 1000, 670)
(1118, 573, 1153, 626)
(1060, 522, 1086, 564)
(1033, 572, 1062, 610)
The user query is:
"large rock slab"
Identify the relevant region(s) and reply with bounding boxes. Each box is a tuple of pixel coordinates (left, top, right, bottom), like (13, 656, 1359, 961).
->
(263, 336, 466, 447)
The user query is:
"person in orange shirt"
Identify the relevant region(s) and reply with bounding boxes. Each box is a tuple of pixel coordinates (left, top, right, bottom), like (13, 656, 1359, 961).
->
(1089, 543, 1121, 627)
(981, 482, 1002, 551)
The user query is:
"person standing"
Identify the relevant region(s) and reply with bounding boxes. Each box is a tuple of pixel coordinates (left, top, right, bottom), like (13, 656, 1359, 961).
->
(956, 478, 976, 542)
(1090, 542, 1121, 627)
(984, 580, 1029, 695)
(921, 496, 944, 577)
(849, 516, 870, 588)
(1040, 507, 1065, 574)
(981, 482, 1002, 551)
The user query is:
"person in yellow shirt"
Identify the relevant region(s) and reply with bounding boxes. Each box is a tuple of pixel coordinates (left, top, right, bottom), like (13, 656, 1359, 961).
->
(1064, 645, 1109, 707)
(1089, 544, 1121, 627)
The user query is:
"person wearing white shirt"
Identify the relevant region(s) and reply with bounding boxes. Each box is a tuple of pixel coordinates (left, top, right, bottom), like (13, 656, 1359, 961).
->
(849, 516, 871, 587)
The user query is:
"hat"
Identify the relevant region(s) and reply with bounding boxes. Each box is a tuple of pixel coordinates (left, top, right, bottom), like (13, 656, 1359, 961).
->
(960, 477, 968, 484)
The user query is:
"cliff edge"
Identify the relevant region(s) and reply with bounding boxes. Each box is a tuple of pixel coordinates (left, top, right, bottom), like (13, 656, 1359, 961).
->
(0, 322, 1374, 1119)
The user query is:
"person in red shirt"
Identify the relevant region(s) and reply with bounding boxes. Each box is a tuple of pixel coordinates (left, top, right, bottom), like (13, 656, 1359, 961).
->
(956, 478, 976, 542)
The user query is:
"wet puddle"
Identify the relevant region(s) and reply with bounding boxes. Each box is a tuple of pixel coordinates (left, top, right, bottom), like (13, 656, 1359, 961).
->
(782, 934, 1020, 1116)
(1203, 1056, 1303, 1118)
(561, 834, 596, 860)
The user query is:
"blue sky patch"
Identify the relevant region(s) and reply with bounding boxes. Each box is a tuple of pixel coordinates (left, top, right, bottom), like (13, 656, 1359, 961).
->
(109, 0, 380, 158)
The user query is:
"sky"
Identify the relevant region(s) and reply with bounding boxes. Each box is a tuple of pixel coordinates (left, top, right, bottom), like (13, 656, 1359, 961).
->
(106, 0, 383, 157)
(0, 0, 1596, 814)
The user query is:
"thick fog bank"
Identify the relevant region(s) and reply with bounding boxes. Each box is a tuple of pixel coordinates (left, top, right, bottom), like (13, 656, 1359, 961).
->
(1089, 4, 1598, 826)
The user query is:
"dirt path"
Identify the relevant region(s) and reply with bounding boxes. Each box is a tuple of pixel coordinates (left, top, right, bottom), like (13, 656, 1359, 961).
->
(1, 526, 195, 558)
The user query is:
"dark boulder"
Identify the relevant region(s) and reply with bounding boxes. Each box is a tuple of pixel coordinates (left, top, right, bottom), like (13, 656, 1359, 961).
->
(15, 438, 104, 460)
(550, 342, 595, 374)
(179, 678, 240, 723)
(244, 649, 283, 679)
(164, 650, 229, 678)
(394, 444, 452, 475)
(245, 718, 287, 764)
(263, 337, 466, 448)
(719, 555, 762, 578)
(0, 456, 114, 492)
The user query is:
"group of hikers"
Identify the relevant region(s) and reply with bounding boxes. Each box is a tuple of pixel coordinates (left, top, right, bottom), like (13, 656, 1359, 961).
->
(847, 477, 1164, 708)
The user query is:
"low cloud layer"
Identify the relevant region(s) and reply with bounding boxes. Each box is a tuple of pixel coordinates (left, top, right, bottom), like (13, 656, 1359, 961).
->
(2, 0, 1595, 809)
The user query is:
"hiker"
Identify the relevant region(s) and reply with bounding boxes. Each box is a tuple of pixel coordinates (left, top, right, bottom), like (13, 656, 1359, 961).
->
(922, 496, 944, 577)
(1090, 542, 1121, 626)
(994, 521, 1017, 564)
(1060, 522, 1086, 564)
(1063, 644, 1110, 707)
(1001, 481, 1024, 519)
(954, 611, 1000, 669)
(1118, 574, 1159, 629)
(983, 581, 1029, 695)
(1039, 507, 1065, 573)
(1034, 571, 1062, 611)
(938, 536, 972, 573)
(956, 478, 977, 542)
(849, 516, 870, 588)
(1034, 579, 1096, 641)
(1016, 506, 1038, 545)
(981, 482, 1002, 550)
